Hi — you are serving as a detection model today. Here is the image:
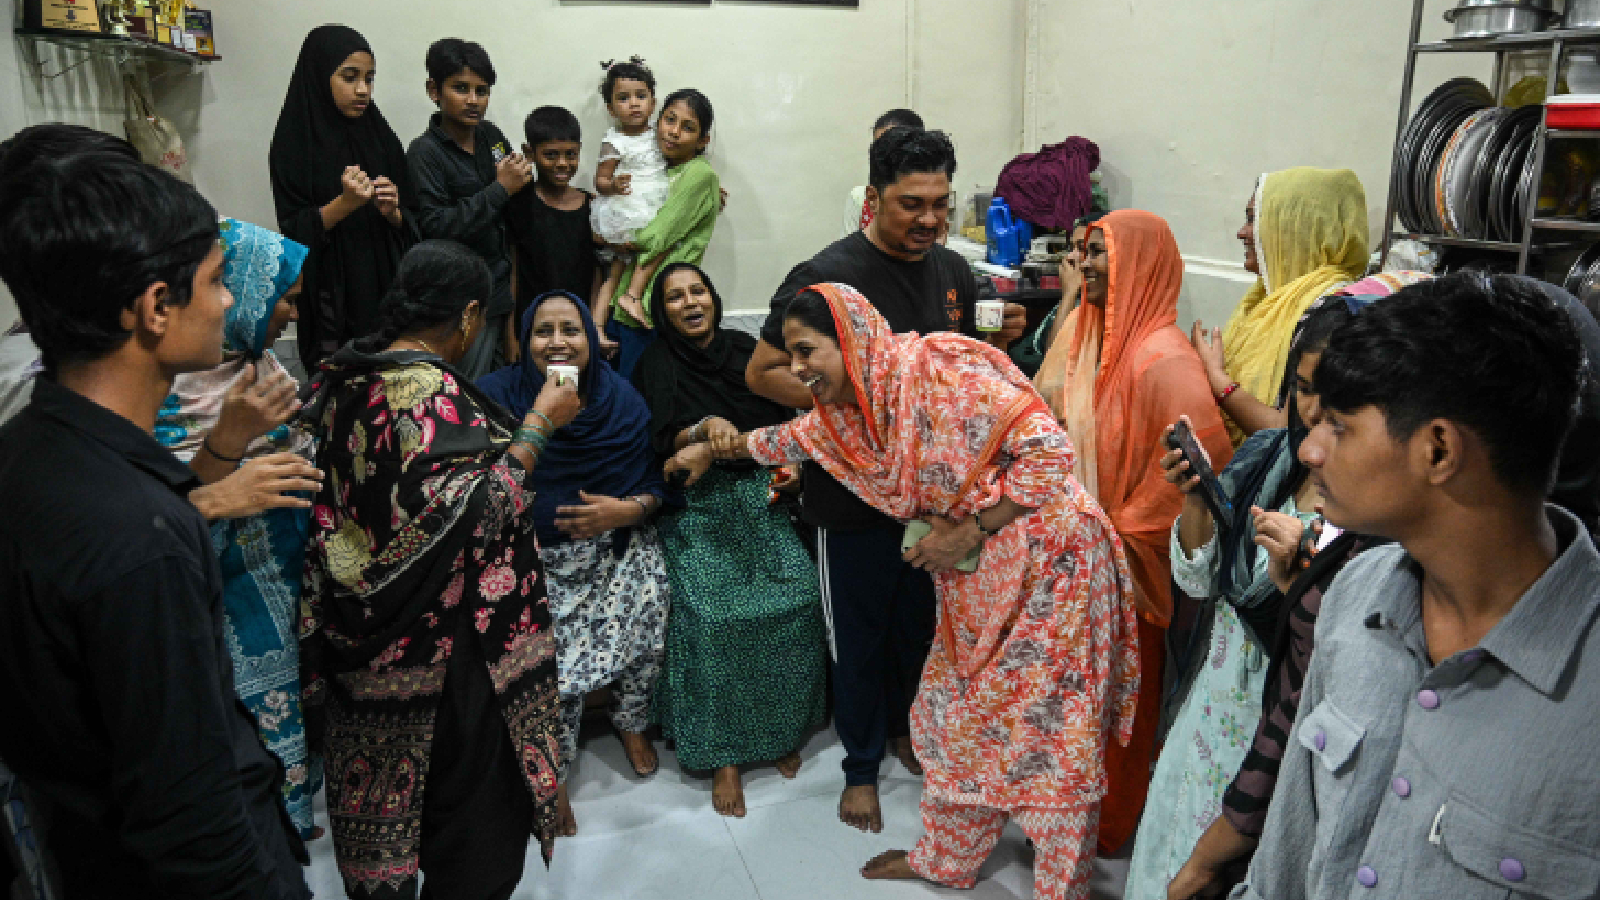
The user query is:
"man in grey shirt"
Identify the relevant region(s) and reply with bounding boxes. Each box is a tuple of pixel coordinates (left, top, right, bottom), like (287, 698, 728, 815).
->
(1233, 272, 1600, 900)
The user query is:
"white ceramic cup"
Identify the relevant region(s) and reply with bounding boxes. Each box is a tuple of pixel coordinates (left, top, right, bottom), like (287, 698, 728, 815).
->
(549, 364, 580, 388)
(975, 300, 1005, 332)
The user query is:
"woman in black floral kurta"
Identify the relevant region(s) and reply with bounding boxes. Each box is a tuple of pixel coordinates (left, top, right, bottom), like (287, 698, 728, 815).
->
(300, 241, 580, 899)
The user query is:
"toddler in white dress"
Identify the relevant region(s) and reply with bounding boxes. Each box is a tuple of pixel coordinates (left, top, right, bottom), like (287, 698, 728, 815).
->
(591, 57, 669, 329)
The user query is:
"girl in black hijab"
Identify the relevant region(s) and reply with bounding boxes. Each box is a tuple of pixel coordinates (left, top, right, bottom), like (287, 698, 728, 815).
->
(270, 25, 416, 369)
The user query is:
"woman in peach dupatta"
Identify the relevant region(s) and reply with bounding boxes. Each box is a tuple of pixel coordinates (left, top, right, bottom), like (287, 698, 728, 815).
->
(1035, 209, 1233, 856)
(665, 282, 1139, 900)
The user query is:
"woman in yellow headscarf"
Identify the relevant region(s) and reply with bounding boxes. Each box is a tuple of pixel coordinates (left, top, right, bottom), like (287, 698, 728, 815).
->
(1192, 168, 1368, 442)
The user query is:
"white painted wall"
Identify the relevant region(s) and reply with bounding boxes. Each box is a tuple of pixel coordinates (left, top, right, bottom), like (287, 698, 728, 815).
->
(6, 0, 1519, 336)
(0, 0, 1026, 323)
(1027, 0, 1492, 331)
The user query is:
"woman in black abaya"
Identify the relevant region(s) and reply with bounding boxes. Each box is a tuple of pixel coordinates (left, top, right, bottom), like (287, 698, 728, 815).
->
(270, 24, 416, 369)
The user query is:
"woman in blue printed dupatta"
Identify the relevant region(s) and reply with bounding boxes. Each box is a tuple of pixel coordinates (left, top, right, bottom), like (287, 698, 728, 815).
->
(155, 217, 323, 839)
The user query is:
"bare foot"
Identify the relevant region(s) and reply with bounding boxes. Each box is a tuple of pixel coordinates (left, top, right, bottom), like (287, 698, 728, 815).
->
(839, 784, 883, 833)
(308, 826, 325, 840)
(891, 736, 923, 776)
(712, 766, 746, 818)
(555, 784, 578, 837)
(774, 751, 802, 779)
(619, 729, 658, 777)
(860, 849, 918, 880)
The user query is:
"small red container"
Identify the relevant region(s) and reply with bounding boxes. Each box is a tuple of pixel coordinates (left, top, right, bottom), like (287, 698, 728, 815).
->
(1548, 95, 1600, 130)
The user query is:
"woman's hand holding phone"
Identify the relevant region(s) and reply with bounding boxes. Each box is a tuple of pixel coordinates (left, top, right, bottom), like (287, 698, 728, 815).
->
(1159, 420, 1204, 495)
(1164, 415, 1220, 552)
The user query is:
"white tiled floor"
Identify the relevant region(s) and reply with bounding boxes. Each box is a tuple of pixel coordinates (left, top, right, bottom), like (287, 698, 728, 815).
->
(304, 722, 1129, 899)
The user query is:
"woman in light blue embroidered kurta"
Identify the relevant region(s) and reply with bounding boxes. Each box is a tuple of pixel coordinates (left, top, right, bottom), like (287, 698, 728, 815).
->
(155, 218, 323, 838)
(1123, 422, 1318, 899)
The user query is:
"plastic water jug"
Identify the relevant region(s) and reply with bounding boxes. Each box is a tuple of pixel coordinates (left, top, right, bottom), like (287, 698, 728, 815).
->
(986, 198, 1032, 268)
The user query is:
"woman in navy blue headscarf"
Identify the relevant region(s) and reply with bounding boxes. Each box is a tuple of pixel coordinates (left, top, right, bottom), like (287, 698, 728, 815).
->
(479, 290, 673, 836)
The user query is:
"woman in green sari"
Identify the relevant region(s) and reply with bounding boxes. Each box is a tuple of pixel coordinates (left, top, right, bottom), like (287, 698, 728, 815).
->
(606, 88, 721, 378)
(632, 262, 827, 818)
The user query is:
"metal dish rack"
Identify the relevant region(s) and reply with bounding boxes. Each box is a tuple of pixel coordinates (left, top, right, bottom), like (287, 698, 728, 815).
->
(1379, 1, 1600, 275)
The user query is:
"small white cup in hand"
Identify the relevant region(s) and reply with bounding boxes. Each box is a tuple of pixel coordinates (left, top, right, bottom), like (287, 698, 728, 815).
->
(549, 364, 579, 388)
(975, 300, 1005, 332)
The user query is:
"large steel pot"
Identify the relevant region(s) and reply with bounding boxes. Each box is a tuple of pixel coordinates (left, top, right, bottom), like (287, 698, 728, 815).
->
(1568, 0, 1600, 29)
(1444, 2, 1555, 39)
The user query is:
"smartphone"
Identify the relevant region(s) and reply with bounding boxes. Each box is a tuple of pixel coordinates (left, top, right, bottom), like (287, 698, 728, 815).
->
(1165, 420, 1234, 529)
(902, 519, 982, 573)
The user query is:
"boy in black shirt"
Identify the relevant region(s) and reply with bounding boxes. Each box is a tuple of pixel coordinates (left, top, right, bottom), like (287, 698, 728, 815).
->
(0, 151, 309, 899)
(407, 38, 531, 378)
(749, 128, 1020, 834)
(504, 105, 604, 358)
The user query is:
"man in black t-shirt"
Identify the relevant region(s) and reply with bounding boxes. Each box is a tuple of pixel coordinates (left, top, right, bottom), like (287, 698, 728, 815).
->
(748, 128, 1023, 834)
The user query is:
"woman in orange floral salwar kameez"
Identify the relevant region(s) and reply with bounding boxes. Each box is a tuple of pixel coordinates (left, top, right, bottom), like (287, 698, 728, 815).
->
(664, 282, 1140, 900)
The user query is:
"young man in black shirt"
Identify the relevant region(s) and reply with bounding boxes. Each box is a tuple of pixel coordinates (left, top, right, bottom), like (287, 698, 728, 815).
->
(748, 128, 1023, 834)
(0, 152, 310, 899)
(407, 38, 532, 379)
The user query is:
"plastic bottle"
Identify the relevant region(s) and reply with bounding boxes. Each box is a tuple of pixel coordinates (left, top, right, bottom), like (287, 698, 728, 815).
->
(987, 198, 1022, 267)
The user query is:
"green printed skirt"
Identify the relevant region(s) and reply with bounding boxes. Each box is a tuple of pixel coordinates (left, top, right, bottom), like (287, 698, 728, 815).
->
(653, 465, 827, 770)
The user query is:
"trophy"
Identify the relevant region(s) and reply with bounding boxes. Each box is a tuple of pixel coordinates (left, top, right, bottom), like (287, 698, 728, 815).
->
(23, 0, 106, 33)
(103, 0, 131, 36)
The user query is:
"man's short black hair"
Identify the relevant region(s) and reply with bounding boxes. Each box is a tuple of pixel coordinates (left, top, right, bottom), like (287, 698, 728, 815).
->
(426, 38, 496, 87)
(524, 106, 581, 148)
(0, 123, 139, 174)
(1314, 271, 1586, 496)
(868, 127, 957, 196)
(0, 152, 217, 373)
(873, 108, 923, 133)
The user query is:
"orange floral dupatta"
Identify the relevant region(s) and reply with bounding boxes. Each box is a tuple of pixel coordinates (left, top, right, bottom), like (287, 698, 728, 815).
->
(763, 282, 1051, 678)
(1039, 210, 1233, 625)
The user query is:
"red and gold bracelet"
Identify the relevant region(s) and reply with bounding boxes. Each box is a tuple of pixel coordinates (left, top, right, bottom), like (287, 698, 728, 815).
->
(1216, 382, 1242, 403)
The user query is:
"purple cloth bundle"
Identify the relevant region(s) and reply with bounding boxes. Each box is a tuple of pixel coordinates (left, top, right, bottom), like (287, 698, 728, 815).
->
(995, 136, 1100, 230)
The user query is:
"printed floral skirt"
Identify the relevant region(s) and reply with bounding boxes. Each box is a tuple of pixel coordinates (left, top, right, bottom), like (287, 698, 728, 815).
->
(540, 525, 672, 700)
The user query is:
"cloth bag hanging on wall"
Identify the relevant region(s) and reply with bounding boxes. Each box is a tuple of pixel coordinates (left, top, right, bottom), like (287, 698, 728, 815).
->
(123, 74, 192, 182)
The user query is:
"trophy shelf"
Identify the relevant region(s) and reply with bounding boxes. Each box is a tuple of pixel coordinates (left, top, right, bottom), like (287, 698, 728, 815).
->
(15, 25, 219, 75)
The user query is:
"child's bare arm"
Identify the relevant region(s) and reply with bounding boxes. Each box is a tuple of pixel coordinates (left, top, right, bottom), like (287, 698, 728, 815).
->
(595, 146, 624, 196)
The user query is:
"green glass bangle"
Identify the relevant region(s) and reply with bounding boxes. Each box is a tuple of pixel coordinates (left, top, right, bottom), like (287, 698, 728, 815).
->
(527, 409, 556, 433)
(513, 424, 550, 447)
